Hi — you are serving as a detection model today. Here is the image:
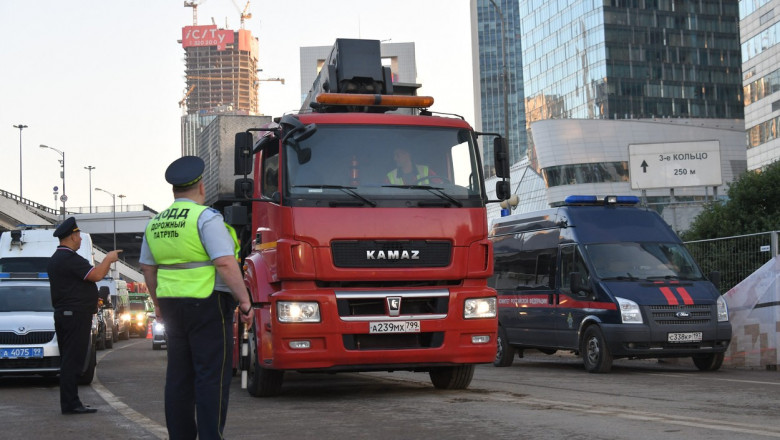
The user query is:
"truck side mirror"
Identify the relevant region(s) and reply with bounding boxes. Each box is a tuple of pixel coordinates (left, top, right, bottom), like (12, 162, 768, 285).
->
(495, 180, 511, 201)
(235, 132, 254, 175)
(494, 137, 510, 178)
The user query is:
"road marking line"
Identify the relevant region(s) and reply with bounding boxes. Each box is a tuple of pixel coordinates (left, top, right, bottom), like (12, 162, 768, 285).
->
(650, 372, 780, 386)
(93, 341, 168, 439)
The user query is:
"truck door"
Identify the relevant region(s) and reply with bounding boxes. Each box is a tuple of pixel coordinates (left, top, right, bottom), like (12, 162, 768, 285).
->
(556, 244, 591, 349)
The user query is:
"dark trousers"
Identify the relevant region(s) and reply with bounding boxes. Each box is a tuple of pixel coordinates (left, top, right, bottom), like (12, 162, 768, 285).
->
(159, 292, 236, 440)
(54, 310, 92, 412)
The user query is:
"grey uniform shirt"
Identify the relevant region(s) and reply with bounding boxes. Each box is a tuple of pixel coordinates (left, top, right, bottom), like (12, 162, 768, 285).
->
(139, 198, 235, 292)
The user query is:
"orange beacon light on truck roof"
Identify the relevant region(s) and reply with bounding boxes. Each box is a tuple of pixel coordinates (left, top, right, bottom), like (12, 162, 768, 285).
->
(315, 93, 434, 108)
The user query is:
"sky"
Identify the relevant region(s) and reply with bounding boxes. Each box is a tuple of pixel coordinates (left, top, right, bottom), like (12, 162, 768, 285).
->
(0, 0, 476, 213)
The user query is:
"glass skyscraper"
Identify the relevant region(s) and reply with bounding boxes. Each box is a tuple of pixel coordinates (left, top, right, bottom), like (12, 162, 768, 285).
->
(521, 1, 743, 128)
(473, 0, 527, 176)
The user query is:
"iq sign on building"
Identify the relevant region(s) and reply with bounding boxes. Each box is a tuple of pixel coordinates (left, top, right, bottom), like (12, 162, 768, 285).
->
(628, 140, 722, 190)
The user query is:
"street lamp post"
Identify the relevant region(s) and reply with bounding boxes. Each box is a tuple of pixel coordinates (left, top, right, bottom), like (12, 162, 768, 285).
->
(488, 0, 510, 149)
(118, 194, 126, 212)
(95, 187, 117, 278)
(40, 144, 66, 219)
(13, 124, 28, 199)
(84, 166, 96, 213)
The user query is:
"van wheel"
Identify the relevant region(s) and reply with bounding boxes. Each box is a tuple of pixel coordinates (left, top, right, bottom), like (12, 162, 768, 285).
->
(429, 364, 475, 389)
(692, 353, 724, 371)
(493, 326, 515, 367)
(582, 326, 612, 373)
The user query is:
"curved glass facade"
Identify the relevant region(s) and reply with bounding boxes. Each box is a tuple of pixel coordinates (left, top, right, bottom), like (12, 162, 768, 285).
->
(520, 0, 743, 128)
(542, 161, 629, 187)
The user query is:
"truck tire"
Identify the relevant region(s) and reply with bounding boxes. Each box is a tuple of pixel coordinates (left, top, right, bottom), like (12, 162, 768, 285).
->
(692, 353, 724, 371)
(493, 326, 515, 367)
(429, 364, 475, 389)
(77, 346, 97, 385)
(246, 326, 284, 397)
(581, 325, 612, 373)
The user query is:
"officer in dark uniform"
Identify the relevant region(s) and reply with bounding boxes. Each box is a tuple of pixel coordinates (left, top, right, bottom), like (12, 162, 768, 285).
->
(48, 217, 122, 415)
(140, 156, 254, 439)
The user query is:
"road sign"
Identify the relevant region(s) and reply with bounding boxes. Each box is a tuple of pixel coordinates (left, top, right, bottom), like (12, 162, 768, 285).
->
(60, 195, 68, 202)
(628, 140, 722, 190)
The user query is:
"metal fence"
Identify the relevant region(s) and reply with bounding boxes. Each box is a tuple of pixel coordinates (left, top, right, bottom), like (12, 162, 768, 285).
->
(684, 231, 779, 294)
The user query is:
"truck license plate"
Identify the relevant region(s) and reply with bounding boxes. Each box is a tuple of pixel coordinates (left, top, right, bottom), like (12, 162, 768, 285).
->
(369, 321, 420, 334)
(667, 332, 702, 343)
(0, 347, 44, 359)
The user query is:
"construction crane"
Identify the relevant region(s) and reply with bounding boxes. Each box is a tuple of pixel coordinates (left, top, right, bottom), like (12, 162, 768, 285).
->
(258, 78, 285, 85)
(231, 0, 252, 29)
(179, 85, 196, 108)
(184, 0, 207, 26)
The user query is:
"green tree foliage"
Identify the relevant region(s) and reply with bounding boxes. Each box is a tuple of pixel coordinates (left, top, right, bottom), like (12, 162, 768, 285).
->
(683, 160, 780, 241)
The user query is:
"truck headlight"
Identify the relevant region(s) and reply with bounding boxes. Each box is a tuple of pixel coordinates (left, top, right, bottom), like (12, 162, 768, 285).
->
(277, 301, 320, 323)
(121, 313, 131, 322)
(717, 295, 729, 322)
(464, 297, 496, 319)
(617, 297, 643, 324)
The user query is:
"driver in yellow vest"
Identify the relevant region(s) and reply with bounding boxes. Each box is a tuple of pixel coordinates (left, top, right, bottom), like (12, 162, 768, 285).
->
(139, 155, 253, 440)
(385, 147, 442, 185)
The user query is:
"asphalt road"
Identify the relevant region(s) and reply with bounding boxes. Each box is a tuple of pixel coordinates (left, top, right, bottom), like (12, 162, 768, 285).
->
(2, 337, 780, 440)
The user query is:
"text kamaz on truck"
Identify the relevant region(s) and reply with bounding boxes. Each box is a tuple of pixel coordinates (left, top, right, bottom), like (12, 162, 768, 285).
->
(223, 39, 511, 396)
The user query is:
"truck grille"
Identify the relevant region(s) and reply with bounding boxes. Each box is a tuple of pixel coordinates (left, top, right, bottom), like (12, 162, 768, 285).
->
(343, 332, 444, 350)
(335, 290, 449, 318)
(331, 240, 451, 268)
(648, 304, 712, 325)
(0, 331, 55, 345)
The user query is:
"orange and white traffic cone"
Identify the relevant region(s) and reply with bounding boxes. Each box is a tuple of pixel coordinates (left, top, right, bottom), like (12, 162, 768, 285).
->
(146, 323, 153, 339)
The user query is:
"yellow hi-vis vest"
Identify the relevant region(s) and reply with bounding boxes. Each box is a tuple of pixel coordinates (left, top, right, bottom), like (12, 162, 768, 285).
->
(145, 201, 214, 299)
(386, 165, 430, 185)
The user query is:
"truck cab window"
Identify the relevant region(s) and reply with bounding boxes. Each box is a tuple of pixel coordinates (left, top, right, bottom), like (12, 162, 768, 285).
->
(262, 151, 279, 199)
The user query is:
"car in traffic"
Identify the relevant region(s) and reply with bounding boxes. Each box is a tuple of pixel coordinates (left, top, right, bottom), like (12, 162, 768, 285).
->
(152, 319, 167, 350)
(128, 295, 155, 338)
(0, 273, 96, 383)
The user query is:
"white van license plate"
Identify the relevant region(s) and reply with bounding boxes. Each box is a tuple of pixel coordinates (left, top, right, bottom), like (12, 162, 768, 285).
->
(668, 332, 702, 343)
(369, 321, 420, 334)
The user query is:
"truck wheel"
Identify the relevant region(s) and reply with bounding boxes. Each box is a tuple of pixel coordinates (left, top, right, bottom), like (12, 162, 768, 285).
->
(246, 325, 284, 397)
(77, 346, 97, 385)
(692, 353, 724, 371)
(112, 323, 119, 343)
(429, 364, 475, 389)
(493, 326, 515, 367)
(581, 326, 612, 373)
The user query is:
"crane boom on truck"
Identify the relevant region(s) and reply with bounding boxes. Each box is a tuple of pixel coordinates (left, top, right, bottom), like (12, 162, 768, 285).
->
(225, 38, 511, 396)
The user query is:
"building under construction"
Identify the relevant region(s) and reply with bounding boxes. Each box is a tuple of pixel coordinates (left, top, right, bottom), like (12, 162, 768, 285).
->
(181, 25, 259, 115)
(179, 21, 260, 157)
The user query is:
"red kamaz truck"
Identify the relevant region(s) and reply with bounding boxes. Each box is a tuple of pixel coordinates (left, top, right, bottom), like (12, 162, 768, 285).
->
(225, 39, 511, 396)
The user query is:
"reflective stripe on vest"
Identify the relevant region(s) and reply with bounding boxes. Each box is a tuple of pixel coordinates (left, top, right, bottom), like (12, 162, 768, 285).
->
(386, 165, 430, 184)
(145, 201, 214, 299)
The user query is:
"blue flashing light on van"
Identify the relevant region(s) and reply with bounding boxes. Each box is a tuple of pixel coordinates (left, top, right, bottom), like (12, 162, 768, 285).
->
(488, 195, 731, 373)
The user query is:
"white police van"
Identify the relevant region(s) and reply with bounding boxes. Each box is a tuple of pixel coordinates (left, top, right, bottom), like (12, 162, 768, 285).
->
(488, 196, 731, 373)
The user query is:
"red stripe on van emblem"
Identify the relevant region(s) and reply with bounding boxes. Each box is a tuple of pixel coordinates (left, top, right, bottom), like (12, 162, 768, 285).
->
(659, 287, 679, 305)
(676, 287, 694, 305)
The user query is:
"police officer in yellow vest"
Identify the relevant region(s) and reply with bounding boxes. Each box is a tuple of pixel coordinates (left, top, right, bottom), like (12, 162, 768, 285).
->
(140, 156, 253, 440)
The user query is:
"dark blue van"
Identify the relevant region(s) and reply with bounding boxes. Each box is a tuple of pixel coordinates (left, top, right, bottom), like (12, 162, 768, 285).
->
(488, 195, 732, 373)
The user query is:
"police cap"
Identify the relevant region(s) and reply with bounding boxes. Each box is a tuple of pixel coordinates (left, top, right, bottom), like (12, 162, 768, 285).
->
(53, 216, 80, 239)
(165, 156, 205, 188)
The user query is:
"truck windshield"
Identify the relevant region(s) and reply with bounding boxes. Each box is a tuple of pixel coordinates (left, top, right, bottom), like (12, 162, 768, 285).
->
(284, 125, 484, 207)
(0, 285, 54, 312)
(585, 242, 704, 281)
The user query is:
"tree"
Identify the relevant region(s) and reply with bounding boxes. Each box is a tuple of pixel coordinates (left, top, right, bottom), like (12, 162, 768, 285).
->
(682, 160, 780, 241)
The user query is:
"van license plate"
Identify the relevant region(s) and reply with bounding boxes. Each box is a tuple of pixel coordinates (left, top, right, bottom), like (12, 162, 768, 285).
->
(668, 332, 702, 343)
(369, 321, 420, 334)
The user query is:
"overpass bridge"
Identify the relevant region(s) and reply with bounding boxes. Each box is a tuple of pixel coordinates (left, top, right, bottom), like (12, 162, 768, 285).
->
(1, 189, 157, 283)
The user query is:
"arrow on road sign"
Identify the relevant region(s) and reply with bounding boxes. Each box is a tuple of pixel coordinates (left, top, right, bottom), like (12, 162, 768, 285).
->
(640, 160, 648, 173)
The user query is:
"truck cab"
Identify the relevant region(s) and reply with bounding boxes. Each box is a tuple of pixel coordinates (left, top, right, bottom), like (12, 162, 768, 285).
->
(489, 195, 732, 372)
